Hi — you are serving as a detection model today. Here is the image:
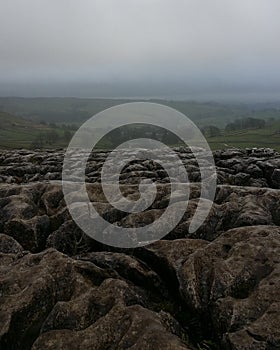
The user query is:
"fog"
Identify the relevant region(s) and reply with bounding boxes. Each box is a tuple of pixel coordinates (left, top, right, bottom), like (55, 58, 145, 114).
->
(1, 0, 280, 100)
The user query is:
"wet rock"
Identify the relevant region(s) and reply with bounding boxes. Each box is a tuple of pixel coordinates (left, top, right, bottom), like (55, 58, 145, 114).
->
(272, 168, 280, 188)
(75, 251, 167, 297)
(0, 148, 278, 187)
(33, 304, 191, 350)
(4, 215, 50, 253)
(0, 233, 23, 254)
(0, 248, 191, 350)
(178, 225, 280, 349)
(0, 249, 79, 349)
(0, 148, 280, 349)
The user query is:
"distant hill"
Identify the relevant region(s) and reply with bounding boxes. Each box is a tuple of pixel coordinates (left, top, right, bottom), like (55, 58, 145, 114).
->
(0, 111, 35, 128)
(0, 99, 280, 151)
(1, 97, 280, 128)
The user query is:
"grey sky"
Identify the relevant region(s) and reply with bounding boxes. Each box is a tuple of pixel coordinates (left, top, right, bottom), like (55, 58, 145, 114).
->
(0, 0, 280, 99)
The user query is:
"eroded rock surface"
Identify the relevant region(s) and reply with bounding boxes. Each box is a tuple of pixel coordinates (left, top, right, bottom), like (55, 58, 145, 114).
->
(0, 148, 279, 350)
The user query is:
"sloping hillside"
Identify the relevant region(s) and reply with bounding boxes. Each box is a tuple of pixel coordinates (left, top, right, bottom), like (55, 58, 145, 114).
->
(0, 111, 70, 149)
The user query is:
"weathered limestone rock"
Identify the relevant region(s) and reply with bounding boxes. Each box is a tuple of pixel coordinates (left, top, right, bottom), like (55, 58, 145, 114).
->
(0, 148, 279, 349)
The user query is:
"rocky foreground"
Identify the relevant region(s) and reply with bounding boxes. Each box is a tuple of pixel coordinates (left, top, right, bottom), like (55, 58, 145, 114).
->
(0, 147, 280, 350)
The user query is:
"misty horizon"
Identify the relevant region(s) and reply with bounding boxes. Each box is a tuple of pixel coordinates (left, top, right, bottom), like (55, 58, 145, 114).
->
(1, 82, 280, 103)
(1, 0, 280, 102)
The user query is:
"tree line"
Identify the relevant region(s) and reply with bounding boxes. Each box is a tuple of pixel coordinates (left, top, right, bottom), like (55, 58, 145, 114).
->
(31, 129, 73, 149)
(201, 117, 267, 137)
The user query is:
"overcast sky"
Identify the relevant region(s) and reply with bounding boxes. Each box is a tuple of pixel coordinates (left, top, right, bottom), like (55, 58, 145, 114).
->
(0, 0, 280, 100)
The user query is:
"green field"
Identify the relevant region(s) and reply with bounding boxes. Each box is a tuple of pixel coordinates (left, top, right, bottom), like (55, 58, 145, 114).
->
(0, 98, 280, 151)
(0, 111, 70, 149)
(207, 121, 280, 152)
